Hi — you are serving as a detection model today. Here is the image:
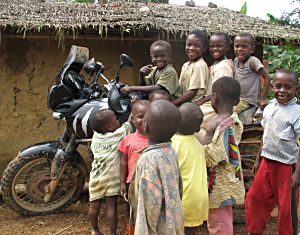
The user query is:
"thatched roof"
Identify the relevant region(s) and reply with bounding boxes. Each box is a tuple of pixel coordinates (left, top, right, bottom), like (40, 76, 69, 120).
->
(1, 0, 300, 46)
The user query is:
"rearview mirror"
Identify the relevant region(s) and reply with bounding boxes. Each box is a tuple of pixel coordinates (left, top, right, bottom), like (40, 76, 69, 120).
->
(120, 54, 133, 68)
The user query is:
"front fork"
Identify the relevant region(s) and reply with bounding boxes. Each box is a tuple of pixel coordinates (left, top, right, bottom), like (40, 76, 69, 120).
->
(44, 132, 77, 203)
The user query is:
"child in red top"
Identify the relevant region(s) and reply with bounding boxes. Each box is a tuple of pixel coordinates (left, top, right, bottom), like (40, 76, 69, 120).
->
(118, 100, 150, 228)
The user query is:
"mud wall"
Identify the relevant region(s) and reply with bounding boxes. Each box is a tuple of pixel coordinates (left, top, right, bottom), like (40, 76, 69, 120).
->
(0, 37, 186, 176)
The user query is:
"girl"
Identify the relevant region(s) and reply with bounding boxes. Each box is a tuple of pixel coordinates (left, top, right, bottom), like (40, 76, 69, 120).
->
(172, 29, 210, 106)
(197, 31, 234, 115)
(195, 32, 234, 143)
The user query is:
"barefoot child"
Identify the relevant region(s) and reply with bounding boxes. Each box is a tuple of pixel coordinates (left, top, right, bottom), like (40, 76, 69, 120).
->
(246, 69, 300, 235)
(233, 32, 271, 113)
(171, 102, 209, 234)
(89, 109, 132, 235)
(129, 100, 184, 235)
(203, 77, 245, 235)
(118, 100, 150, 231)
(121, 40, 181, 99)
(172, 29, 210, 106)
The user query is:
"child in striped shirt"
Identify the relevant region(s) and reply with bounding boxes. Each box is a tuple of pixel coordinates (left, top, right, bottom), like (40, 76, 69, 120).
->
(246, 69, 300, 235)
(89, 109, 132, 235)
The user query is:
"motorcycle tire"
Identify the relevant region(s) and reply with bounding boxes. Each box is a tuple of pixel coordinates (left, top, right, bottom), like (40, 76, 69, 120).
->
(1, 155, 85, 216)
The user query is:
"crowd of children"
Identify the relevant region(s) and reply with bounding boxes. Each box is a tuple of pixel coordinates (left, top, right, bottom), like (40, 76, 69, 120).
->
(88, 30, 300, 235)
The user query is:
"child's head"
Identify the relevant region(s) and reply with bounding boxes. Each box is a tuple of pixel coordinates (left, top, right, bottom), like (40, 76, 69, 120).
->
(186, 29, 208, 62)
(90, 109, 120, 134)
(211, 76, 241, 113)
(273, 69, 299, 104)
(148, 89, 170, 102)
(234, 32, 255, 63)
(150, 40, 171, 70)
(143, 100, 181, 143)
(209, 32, 231, 62)
(178, 102, 203, 135)
(131, 100, 151, 134)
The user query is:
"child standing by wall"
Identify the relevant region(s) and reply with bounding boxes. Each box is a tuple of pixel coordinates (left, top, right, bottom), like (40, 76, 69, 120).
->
(118, 100, 150, 232)
(129, 100, 184, 235)
(233, 32, 271, 113)
(89, 109, 132, 235)
(202, 77, 245, 235)
(246, 69, 300, 235)
(172, 29, 210, 106)
(121, 40, 181, 99)
(171, 102, 208, 235)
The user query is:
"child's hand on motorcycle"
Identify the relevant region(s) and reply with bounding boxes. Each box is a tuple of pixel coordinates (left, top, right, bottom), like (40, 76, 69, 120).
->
(131, 95, 141, 104)
(139, 64, 153, 75)
(121, 86, 134, 95)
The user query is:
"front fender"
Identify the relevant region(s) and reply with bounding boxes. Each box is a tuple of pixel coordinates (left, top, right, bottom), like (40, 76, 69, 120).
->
(18, 140, 88, 178)
(19, 140, 64, 159)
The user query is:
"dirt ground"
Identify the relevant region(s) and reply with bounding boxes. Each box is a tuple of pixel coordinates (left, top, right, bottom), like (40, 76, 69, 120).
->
(0, 197, 286, 235)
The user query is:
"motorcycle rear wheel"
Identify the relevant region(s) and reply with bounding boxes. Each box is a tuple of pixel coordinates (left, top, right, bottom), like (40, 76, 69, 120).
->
(1, 155, 84, 216)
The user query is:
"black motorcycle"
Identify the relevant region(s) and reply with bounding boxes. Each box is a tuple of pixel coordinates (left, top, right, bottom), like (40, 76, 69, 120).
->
(1, 45, 137, 215)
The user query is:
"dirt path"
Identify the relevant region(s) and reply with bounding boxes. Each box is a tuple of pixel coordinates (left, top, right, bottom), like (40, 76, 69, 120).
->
(0, 199, 284, 235)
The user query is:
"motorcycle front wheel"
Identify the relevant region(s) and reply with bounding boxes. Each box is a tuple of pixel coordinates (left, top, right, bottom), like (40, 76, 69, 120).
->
(1, 155, 85, 216)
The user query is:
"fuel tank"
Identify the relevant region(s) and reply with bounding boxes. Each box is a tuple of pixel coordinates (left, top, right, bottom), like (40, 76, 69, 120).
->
(65, 97, 130, 139)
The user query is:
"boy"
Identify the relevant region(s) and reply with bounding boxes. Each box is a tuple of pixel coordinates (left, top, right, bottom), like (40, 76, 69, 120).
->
(171, 102, 209, 235)
(89, 109, 132, 235)
(246, 69, 300, 235)
(203, 76, 245, 235)
(129, 100, 184, 235)
(121, 40, 181, 99)
(233, 32, 271, 113)
(148, 89, 170, 102)
(118, 100, 150, 232)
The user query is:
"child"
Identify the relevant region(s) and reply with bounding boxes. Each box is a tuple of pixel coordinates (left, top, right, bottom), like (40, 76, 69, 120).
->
(203, 76, 245, 235)
(233, 32, 271, 113)
(148, 89, 170, 102)
(121, 40, 181, 99)
(197, 31, 234, 115)
(129, 100, 184, 235)
(246, 69, 300, 235)
(195, 32, 234, 142)
(172, 29, 210, 106)
(171, 102, 209, 234)
(89, 109, 132, 235)
(118, 100, 150, 231)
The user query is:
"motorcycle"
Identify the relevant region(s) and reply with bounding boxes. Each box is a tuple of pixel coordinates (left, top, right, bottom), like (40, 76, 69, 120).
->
(1, 45, 139, 216)
(1, 45, 263, 217)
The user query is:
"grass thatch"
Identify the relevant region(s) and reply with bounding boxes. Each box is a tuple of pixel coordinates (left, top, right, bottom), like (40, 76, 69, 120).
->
(0, 0, 299, 46)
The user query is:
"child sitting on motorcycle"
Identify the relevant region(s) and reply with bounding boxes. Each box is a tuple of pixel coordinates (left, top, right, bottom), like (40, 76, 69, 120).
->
(121, 40, 181, 100)
(88, 109, 132, 235)
(118, 100, 150, 233)
(233, 32, 271, 113)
